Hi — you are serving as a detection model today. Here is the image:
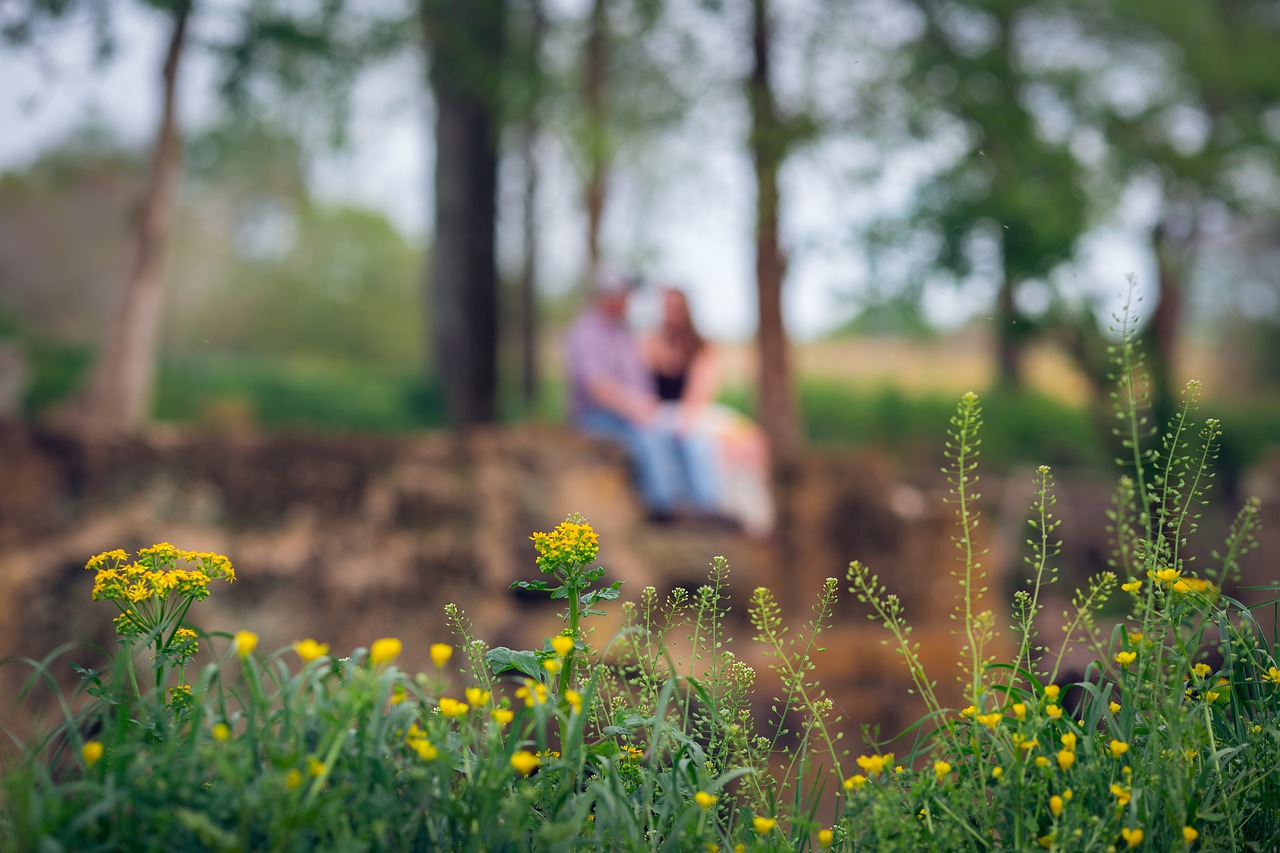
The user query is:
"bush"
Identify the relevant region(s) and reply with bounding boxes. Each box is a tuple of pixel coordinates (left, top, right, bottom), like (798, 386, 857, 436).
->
(3, 291, 1277, 850)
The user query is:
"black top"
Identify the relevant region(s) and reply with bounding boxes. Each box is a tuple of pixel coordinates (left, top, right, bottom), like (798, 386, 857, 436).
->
(654, 372, 686, 402)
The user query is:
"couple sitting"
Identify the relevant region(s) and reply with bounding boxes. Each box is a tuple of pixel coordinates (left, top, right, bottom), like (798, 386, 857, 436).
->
(564, 274, 774, 537)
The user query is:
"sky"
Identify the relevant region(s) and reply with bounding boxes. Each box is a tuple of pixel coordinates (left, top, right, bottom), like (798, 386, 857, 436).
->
(0, 1, 1155, 342)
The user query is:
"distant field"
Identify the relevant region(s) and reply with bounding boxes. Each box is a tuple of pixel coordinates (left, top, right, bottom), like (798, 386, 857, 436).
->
(719, 327, 1233, 406)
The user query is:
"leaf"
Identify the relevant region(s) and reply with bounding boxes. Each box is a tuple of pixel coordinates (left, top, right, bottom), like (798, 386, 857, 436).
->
(484, 647, 541, 679)
(510, 579, 550, 592)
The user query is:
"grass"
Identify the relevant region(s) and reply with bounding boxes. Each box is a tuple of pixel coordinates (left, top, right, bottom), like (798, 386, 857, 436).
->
(2, 290, 1278, 850)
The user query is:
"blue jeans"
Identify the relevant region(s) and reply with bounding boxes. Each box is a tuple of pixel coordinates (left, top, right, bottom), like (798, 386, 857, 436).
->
(577, 407, 718, 515)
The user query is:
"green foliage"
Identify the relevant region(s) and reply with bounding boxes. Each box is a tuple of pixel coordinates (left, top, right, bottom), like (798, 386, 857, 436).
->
(153, 355, 446, 432)
(720, 381, 1106, 470)
(3, 291, 1276, 850)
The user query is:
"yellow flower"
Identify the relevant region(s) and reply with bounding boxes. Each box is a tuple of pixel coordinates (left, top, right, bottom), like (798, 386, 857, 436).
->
(234, 630, 258, 658)
(492, 707, 515, 725)
(530, 517, 600, 573)
(934, 760, 951, 779)
(694, 791, 717, 809)
(293, 638, 329, 662)
(1153, 567, 1181, 583)
(438, 697, 469, 717)
(285, 769, 303, 789)
(308, 758, 326, 777)
(1205, 690, 1221, 703)
(1038, 835, 1055, 849)
(211, 722, 231, 742)
(1012, 733, 1039, 751)
(1035, 756, 1050, 768)
(1056, 749, 1075, 771)
(855, 753, 893, 775)
(82, 741, 104, 767)
(977, 712, 1003, 729)
(390, 685, 407, 705)
(543, 658, 562, 675)
(1111, 783, 1132, 807)
(466, 687, 491, 707)
(1012, 703, 1027, 719)
(429, 643, 453, 668)
(515, 679, 548, 707)
(1045, 704, 1063, 720)
(1172, 577, 1215, 597)
(1121, 826, 1143, 848)
(1121, 580, 1142, 593)
(1060, 732, 1077, 751)
(370, 637, 402, 666)
(1182, 826, 1198, 843)
(991, 766, 1004, 779)
(1264, 667, 1280, 685)
(564, 689, 583, 714)
(752, 816, 777, 834)
(410, 738, 439, 761)
(1115, 651, 1137, 667)
(1049, 795, 1063, 818)
(511, 750, 541, 776)
(551, 635, 575, 656)
(818, 828, 834, 848)
(1110, 740, 1129, 758)
(843, 774, 868, 790)
(1044, 685, 1060, 701)
(960, 705, 977, 717)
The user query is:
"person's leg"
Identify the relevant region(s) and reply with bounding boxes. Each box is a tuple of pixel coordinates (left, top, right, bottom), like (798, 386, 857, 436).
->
(578, 408, 681, 515)
(677, 429, 722, 512)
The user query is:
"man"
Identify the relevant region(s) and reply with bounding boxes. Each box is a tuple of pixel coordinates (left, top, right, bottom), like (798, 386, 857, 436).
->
(564, 273, 712, 519)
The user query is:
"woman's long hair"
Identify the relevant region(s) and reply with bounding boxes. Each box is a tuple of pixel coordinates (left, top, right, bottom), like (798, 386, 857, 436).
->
(658, 288, 705, 370)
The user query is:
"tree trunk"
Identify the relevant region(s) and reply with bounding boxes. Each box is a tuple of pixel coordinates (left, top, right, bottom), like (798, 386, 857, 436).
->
(80, 1, 191, 432)
(1150, 219, 1190, 427)
(994, 278, 1023, 390)
(421, 0, 507, 428)
(748, 0, 800, 456)
(518, 0, 546, 410)
(582, 0, 609, 288)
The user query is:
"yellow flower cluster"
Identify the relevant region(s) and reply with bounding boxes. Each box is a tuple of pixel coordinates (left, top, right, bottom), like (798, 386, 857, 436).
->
(530, 518, 599, 574)
(406, 723, 438, 761)
(370, 637, 402, 667)
(293, 638, 329, 662)
(86, 544, 235, 606)
(1056, 731, 1076, 771)
(1171, 576, 1215, 596)
(430, 643, 452, 668)
(855, 753, 893, 775)
(510, 749, 540, 776)
(752, 816, 777, 834)
(516, 679, 548, 707)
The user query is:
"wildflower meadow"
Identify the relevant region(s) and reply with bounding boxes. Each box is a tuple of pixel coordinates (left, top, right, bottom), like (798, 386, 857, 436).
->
(1, 294, 1278, 851)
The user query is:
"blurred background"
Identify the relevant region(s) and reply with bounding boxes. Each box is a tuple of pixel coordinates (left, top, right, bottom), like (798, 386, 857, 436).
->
(1, 0, 1278, 747)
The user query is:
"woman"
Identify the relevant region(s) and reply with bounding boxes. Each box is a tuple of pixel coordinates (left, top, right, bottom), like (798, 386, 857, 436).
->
(643, 287, 775, 537)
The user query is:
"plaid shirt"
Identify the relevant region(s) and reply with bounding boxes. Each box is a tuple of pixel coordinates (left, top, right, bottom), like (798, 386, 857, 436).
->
(563, 304, 654, 425)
